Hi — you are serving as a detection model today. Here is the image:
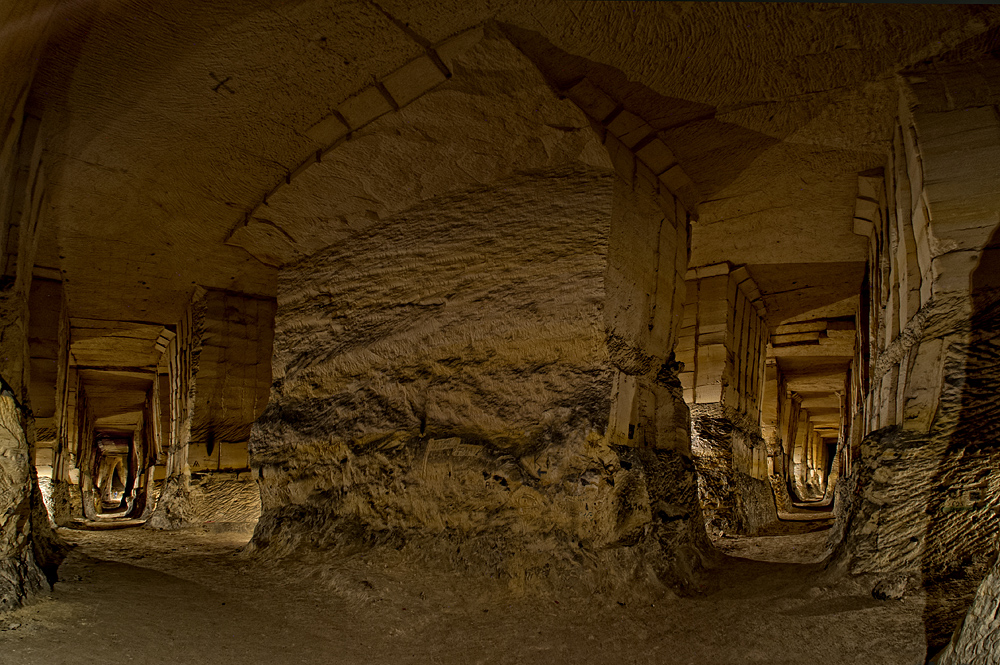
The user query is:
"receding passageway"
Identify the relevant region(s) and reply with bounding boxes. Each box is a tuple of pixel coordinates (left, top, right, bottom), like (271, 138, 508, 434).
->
(3, 3, 1000, 664)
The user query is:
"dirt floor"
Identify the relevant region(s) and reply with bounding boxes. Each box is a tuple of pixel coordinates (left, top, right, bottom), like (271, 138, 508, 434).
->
(0, 509, 928, 665)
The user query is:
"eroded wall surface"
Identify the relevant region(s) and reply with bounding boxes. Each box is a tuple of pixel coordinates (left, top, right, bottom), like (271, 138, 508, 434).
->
(251, 167, 620, 576)
(679, 265, 777, 536)
(149, 288, 274, 529)
(4, 2, 1000, 642)
(934, 554, 1000, 665)
(827, 52, 1000, 651)
(250, 159, 711, 593)
(0, 0, 63, 609)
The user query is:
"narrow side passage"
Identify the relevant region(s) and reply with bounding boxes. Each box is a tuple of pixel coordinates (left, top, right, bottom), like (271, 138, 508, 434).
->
(0, 526, 927, 665)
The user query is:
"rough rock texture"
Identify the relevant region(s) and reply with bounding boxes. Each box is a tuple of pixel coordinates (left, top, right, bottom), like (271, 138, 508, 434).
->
(690, 404, 778, 537)
(34, 476, 53, 523)
(769, 471, 794, 513)
(827, 421, 1000, 650)
(0, 397, 46, 610)
(148, 287, 274, 530)
(34, 471, 71, 528)
(827, 243, 1000, 648)
(0, 17, 68, 605)
(8, 1, 1000, 648)
(30, 1, 999, 331)
(929, 230, 1000, 662)
(146, 294, 205, 531)
(186, 475, 260, 528)
(249, 166, 712, 593)
(146, 473, 192, 531)
(934, 555, 1000, 665)
(42, 478, 71, 528)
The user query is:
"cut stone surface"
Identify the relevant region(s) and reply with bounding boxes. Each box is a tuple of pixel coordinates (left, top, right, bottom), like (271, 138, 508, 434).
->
(4, 2, 1000, 657)
(249, 166, 711, 592)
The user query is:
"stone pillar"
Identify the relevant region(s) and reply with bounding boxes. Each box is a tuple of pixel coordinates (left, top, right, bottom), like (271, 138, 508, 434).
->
(790, 409, 811, 500)
(131, 373, 162, 520)
(47, 283, 73, 525)
(148, 287, 274, 529)
(603, 167, 715, 589)
(934, 554, 1000, 665)
(761, 360, 793, 511)
(26, 276, 76, 525)
(146, 290, 205, 529)
(605, 176, 688, 454)
(0, 392, 47, 610)
(677, 263, 777, 536)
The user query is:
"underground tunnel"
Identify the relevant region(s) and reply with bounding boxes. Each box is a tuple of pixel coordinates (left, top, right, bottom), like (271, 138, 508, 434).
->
(2, 2, 1000, 663)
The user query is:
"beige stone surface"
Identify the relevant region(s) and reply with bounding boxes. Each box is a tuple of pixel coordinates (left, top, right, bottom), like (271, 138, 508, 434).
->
(249, 165, 710, 591)
(14, 1, 992, 336)
(3, 1, 1000, 655)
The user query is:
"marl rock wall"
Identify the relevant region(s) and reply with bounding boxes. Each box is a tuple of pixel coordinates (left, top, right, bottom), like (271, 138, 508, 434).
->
(187, 474, 260, 529)
(680, 268, 777, 536)
(0, 8, 66, 607)
(0, 397, 46, 610)
(826, 54, 1000, 651)
(827, 293, 1000, 648)
(249, 166, 712, 594)
(690, 404, 777, 537)
(934, 554, 1000, 665)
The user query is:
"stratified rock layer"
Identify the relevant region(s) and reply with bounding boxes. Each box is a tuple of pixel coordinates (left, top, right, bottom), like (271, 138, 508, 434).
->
(187, 475, 260, 528)
(827, 290, 1000, 650)
(0, 397, 46, 610)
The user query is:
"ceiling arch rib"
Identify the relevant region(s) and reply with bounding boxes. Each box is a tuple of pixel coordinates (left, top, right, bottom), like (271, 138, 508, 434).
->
(226, 24, 704, 269)
(224, 25, 482, 267)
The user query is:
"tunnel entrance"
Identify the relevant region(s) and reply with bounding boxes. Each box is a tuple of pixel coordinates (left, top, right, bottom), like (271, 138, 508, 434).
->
(679, 261, 853, 561)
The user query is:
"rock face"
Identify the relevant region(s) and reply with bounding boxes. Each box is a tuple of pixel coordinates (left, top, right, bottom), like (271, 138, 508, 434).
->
(148, 288, 275, 530)
(818, 47, 1000, 652)
(934, 555, 1000, 665)
(249, 166, 711, 593)
(187, 474, 260, 528)
(0, 12, 67, 607)
(0, 396, 47, 610)
(690, 404, 777, 537)
(826, 292, 1000, 649)
(679, 268, 778, 536)
(8, 1, 1000, 647)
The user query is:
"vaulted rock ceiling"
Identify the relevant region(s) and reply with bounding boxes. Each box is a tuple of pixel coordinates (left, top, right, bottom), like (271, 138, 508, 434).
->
(27, 0, 1000, 336)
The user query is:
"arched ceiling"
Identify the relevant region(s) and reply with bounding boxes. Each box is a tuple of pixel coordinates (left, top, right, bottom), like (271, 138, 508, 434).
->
(227, 29, 609, 267)
(20, 0, 1000, 335)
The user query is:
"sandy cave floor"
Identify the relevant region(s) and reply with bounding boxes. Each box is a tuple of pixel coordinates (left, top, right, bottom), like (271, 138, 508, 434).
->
(1, 512, 928, 665)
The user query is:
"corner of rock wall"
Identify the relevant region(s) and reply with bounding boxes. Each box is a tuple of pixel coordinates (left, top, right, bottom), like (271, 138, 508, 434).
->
(145, 474, 192, 530)
(0, 397, 66, 612)
(825, 421, 1000, 649)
